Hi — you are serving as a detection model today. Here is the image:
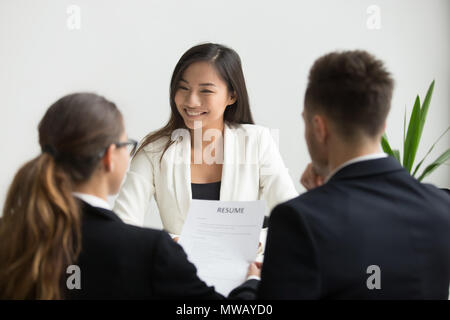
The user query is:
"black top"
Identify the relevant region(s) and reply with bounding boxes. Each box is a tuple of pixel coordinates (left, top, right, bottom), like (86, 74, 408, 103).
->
(258, 156, 450, 299)
(65, 200, 258, 299)
(191, 181, 221, 200)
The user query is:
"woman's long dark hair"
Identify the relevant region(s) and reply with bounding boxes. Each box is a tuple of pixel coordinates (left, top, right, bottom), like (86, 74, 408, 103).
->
(0, 93, 123, 299)
(136, 43, 255, 160)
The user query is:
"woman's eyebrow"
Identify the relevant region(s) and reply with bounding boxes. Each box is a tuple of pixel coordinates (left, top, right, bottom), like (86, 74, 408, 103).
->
(179, 78, 216, 87)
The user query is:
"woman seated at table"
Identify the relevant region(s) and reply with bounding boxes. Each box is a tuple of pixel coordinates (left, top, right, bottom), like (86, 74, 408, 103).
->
(114, 43, 298, 239)
(0, 93, 259, 299)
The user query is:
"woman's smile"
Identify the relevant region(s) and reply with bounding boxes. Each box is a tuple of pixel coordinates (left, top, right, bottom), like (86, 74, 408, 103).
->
(184, 108, 209, 118)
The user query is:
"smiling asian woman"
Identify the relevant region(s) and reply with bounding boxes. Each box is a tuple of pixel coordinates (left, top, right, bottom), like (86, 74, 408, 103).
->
(113, 43, 298, 237)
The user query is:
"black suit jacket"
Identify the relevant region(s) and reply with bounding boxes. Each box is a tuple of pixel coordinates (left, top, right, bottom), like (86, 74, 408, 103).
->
(65, 201, 258, 299)
(258, 157, 450, 299)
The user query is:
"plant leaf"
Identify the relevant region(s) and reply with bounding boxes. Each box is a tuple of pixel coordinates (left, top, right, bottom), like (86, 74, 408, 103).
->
(403, 105, 406, 148)
(403, 96, 421, 172)
(412, 126, 450, 177)
(381, 134, 395, 157)
(418, 80, 435, 142)
(381, 134, 401, 163)
(393, 149, 401, 163)
(417, 148, 450, 182)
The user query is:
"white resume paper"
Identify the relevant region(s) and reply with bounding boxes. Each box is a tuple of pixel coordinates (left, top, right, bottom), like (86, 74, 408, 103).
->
(178, 199, 265, 296)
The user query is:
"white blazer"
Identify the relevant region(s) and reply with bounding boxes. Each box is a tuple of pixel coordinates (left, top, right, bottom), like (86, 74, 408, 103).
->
(113, 122, 298, 235)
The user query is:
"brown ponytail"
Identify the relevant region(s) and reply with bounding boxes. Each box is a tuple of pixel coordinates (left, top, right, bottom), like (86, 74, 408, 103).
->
(0, 93, 123, 299)
(0, 153, 81, 299)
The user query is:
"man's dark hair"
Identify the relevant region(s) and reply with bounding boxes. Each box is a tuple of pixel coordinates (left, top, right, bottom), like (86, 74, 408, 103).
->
(305, 50, 394, 138)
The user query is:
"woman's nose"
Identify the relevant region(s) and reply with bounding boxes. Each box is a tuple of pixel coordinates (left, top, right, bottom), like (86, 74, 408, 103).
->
(185, 91, 201, 108)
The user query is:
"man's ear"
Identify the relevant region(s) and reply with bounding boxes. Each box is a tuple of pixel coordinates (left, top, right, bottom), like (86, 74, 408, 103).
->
(102, 144, 115, 172)
(312, 114, 328, 143)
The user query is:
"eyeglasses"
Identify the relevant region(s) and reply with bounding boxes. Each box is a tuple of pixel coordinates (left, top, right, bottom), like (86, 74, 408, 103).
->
(114, 138, 138, 157)
(98, 138, 138, 159)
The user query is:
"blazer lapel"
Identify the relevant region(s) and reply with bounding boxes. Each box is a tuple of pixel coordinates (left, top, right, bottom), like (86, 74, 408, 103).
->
(171, 130, 192, 220)
(220, 122, 238, 201)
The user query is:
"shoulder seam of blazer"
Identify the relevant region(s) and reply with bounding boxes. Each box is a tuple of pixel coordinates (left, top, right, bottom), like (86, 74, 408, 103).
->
(329, 156, 404, 182)
(79, 200, 123, 222)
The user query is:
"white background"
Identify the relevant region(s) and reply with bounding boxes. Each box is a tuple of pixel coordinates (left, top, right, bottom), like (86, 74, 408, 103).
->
(0, 0, 449, 225)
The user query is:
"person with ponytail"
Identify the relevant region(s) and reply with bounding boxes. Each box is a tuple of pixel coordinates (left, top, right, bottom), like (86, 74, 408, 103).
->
(0, 93, 260, 299)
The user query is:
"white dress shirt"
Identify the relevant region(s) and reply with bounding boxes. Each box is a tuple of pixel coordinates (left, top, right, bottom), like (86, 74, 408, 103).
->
(73, 192, 111, 210)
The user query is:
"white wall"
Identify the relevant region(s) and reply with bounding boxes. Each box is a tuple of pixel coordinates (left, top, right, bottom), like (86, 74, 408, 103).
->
(1, 0, 449, 222)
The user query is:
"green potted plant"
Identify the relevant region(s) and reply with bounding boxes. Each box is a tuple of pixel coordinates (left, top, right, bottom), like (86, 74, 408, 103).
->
(381, 80, 449, 188)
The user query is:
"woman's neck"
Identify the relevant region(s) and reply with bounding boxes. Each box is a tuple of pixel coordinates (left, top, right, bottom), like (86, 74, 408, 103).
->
(190, 122, 225, 165)
(189, 121, 225, 149)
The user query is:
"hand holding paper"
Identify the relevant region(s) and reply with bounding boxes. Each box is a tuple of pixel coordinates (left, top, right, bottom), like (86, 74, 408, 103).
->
(178, 199, 265, 296)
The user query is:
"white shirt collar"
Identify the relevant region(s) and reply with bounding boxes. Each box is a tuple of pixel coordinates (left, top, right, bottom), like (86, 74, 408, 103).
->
(72, 192, 111, 210)
(325, 152, 388, 183)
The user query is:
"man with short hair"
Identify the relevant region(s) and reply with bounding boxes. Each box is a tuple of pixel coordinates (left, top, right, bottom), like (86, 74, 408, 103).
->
(258, 50, 450, 299)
